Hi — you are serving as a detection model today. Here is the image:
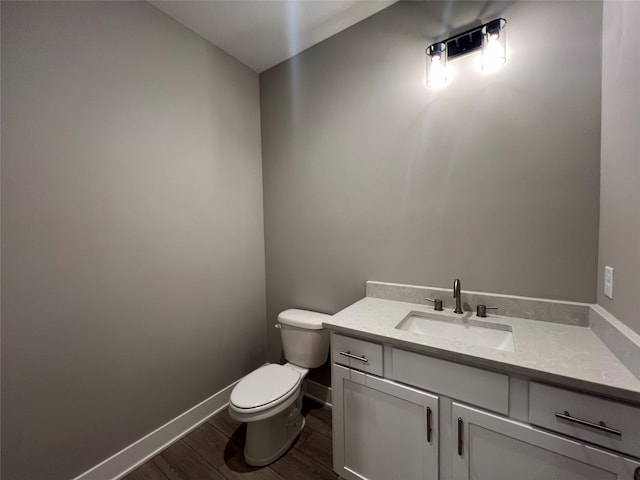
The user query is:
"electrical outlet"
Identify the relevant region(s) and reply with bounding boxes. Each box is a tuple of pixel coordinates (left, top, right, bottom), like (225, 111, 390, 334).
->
(604, 266, 614, 299)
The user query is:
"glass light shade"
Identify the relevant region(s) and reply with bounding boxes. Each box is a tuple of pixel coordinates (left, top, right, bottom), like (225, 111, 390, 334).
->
(426, 43, 448, 88)
(481, 21, 507, 72)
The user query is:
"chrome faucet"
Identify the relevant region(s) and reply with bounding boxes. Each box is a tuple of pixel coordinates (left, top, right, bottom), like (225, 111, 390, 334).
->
(453, 278, 463, 314)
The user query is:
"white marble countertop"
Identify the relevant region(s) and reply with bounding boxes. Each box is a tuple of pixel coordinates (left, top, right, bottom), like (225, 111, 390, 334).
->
(324, 296, 640, 405)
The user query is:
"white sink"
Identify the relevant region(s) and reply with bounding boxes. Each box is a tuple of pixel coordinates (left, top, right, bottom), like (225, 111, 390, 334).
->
(395, 311, 515, 352)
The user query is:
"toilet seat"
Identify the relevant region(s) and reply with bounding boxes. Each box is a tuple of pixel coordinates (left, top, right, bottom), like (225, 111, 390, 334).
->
(230, 364, 302, 416)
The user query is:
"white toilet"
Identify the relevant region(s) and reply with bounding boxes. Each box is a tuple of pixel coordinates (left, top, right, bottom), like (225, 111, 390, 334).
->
(229, 309, 330, 466)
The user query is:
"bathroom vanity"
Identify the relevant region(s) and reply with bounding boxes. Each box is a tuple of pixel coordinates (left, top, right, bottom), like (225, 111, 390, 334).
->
(324, 282, 640, 480)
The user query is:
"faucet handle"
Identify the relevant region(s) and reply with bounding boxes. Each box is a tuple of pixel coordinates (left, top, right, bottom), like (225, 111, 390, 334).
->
(425, 298, 443, 311)
(476, 305, 498, 318)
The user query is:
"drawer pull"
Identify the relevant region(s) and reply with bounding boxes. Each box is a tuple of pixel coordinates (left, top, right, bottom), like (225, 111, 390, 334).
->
(457, 417, 463, 456)
(339, 351, 368, 363)
(554, 411, 622, 436)
(426, 407, 432, 443)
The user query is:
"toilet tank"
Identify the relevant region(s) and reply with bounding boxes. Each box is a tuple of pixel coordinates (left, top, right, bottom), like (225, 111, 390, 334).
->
(278, 309, 330, 368)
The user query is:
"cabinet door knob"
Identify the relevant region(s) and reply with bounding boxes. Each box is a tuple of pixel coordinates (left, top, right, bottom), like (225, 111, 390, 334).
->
(457, 417, 464, 456)
(426, 407, 432, 443)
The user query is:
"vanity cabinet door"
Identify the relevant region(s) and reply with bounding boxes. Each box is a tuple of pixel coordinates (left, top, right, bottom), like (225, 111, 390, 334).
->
(332, 364, 438, 480)
(452, 402, 640, 480)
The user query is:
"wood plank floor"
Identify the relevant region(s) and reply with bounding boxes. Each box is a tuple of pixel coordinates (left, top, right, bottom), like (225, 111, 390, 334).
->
(123, 398, 339, 480)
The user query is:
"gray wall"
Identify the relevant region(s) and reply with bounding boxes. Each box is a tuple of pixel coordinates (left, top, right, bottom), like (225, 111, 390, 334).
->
(261, 1, 603, 366)
(1, 2, 265, 479)
(597, 1, 640, 335)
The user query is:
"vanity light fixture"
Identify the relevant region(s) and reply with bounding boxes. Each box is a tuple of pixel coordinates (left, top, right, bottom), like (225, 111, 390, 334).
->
(425, 18, 507, 87)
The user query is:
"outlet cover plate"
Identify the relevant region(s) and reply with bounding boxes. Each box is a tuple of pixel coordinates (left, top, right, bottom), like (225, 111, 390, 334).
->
(604, 266, 614, 299)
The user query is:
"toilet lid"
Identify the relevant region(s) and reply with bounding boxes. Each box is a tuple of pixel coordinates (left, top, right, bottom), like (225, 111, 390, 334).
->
(231, 364, 301, 410)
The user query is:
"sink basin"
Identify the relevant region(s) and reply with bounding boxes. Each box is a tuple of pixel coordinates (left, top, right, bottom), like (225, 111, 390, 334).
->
(395, 311, 515, 352)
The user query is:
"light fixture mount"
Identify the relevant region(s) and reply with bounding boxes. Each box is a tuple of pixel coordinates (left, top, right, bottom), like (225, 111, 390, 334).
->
(446, 29, 483, 59)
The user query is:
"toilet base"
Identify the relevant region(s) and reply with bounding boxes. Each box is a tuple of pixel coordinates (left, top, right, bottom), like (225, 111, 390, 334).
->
(243, 396, 305, 466)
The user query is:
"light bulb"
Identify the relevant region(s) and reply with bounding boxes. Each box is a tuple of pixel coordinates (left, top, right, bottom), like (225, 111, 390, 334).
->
(427, 55, 447, 88)
(482, 32, 506, 72)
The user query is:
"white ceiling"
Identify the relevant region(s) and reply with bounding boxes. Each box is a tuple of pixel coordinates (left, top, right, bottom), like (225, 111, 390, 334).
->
(149, 0, 396, 73)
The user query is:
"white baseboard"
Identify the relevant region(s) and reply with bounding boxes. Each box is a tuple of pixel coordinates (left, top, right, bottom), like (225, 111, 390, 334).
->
(305, 379, 332, 407)
(73, 368, 331, 480)
(72, 380, 238, 480)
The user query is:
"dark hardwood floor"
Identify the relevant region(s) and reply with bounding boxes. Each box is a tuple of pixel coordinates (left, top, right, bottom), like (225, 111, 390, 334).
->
(123, 398, 339, 480)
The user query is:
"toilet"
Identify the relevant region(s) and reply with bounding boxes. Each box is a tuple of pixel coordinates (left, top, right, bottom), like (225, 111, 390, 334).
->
(228, 309, 330, 466)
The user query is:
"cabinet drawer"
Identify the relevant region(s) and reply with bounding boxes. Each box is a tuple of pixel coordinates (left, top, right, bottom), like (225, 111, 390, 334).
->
(390, 348, 509, 414)
(331, 333, 383, 376)
(529, 382, 640, 457)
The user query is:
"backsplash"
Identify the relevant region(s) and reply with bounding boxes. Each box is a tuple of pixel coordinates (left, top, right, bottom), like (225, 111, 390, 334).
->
(590, 306, 640, 380)
(366, 281, 591, 326)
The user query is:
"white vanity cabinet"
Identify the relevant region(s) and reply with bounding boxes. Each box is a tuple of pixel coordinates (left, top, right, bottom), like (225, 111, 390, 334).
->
(452, 402, 640, 480)
(330, 332, 640, 480)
